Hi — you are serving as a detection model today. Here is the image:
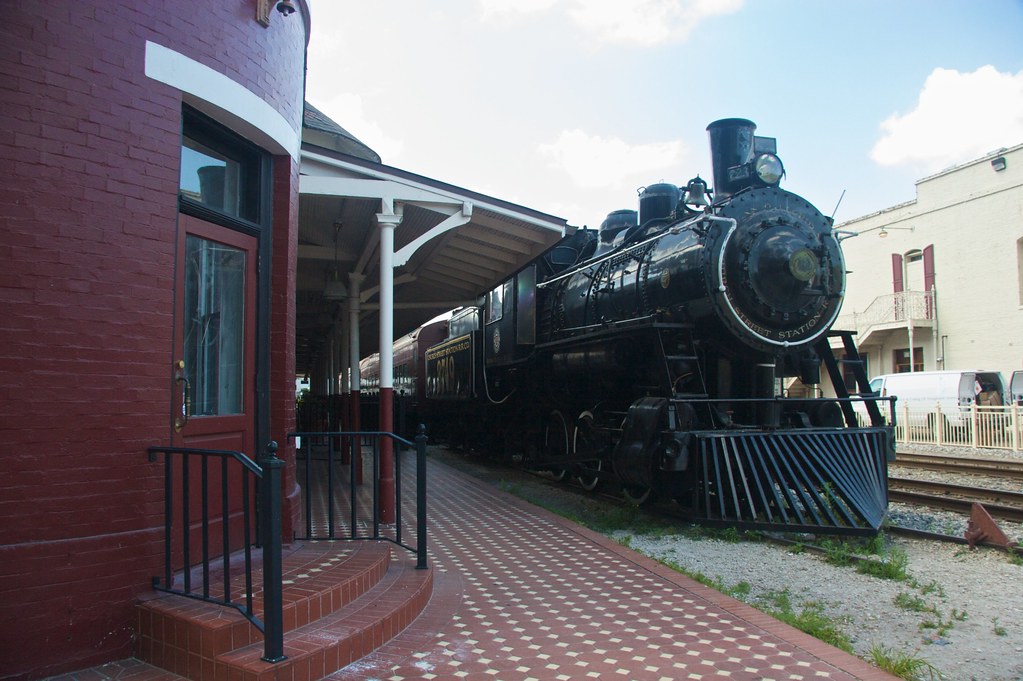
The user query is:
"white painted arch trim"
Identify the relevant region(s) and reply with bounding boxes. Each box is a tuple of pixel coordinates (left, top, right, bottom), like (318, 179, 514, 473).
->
(144, 41, 300, 160)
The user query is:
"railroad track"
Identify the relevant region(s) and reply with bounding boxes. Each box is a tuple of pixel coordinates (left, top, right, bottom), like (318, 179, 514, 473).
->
(888, 475, 1023, 523)
(893, 451, 1023, 480)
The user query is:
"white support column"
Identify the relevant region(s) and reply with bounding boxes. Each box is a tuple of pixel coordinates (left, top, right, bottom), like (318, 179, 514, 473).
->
(347, 273, 364, 481)
(376, 210, 401, 393)
(348, 273, 364, 394)
(340, 316, 350, 395)
(329, 328, 338, 395)
(375, 205, 402, 524)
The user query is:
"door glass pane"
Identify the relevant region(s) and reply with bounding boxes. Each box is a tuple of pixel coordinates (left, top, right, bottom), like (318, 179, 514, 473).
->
(184, 235, 245, 416)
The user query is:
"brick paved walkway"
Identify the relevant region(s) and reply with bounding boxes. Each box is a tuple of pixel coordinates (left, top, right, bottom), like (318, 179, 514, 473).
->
(328, 455, 895, 680)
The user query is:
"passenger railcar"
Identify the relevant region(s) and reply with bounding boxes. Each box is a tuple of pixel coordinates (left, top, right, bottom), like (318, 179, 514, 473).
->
(386, 119, 893, 534)
(359, 316, 449, 434)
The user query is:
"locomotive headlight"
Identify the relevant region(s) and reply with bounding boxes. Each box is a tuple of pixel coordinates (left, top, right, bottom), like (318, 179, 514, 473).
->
(754, 154, 784, 185)
(789, 248, 819, 282)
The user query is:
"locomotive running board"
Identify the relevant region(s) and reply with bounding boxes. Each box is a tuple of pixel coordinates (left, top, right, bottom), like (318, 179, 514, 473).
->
(687, 428, 890, 536)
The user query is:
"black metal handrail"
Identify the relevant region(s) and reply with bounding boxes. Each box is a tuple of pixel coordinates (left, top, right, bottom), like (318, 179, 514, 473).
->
(147, 441, 285, 663)
(287, 426, 428, 570)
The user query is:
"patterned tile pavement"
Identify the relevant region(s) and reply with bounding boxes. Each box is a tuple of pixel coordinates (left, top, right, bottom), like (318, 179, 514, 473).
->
(328, 454, 896, 680)
(48, 450, 895, 680)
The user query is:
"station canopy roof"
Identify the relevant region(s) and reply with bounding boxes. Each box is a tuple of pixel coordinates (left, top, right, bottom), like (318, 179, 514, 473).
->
(297, 103, 570, 377)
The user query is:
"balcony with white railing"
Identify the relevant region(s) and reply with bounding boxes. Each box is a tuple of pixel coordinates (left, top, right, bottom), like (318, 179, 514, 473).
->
(835, 289, 935, 345)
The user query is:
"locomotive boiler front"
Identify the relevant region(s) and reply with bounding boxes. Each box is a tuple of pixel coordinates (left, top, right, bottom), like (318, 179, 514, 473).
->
(705, 186, 844, 353)
(702, 118, 844, 354)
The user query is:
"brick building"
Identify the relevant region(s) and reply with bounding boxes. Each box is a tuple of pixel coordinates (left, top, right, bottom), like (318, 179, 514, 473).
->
(0, 2, 308, 677)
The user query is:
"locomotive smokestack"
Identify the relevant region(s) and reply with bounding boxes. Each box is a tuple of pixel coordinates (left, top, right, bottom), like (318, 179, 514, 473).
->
(707, 118, 756, 200)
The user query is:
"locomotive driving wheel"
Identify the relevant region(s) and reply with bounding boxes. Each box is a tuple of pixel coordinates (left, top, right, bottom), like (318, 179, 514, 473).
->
(543, 410, 570, 482)
(573, 410, 603, 491)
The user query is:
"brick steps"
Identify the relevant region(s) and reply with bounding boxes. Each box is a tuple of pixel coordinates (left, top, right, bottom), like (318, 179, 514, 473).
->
(136, 541, 432, 681)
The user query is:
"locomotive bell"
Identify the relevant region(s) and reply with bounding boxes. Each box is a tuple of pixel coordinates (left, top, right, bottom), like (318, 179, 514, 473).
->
(685, 176, 710, 208)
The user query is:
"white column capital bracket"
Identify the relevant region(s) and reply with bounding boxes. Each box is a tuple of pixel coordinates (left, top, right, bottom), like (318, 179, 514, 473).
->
(376, 212, 403, 228)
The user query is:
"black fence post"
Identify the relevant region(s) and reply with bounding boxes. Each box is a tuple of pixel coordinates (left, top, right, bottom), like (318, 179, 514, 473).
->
(415, 424, 428, 570)
(260, 441, 287, 663)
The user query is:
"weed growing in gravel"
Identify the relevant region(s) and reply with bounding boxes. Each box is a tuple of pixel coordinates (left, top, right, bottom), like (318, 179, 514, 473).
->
(920, 607, 968, 637)
(894, 582, 968, 640)
(756, 589, 853, 653)
(915, 580, 946, 598)
(895, 592, 929, 613)
(866, 644, 942, 680)
(863, 532, 887, 556)
(993, 617, 1008, 636)
(820, 538, 854, 566)
(681, 524, 760, 543)
(856, 546, 909, 580)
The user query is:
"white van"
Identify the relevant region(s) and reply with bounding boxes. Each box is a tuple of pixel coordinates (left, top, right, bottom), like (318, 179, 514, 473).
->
(860, 370, 1006, 428)
(1011, 370, 1023, 406)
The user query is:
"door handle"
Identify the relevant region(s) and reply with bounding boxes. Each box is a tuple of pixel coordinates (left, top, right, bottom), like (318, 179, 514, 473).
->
(174, 360, 191, 431)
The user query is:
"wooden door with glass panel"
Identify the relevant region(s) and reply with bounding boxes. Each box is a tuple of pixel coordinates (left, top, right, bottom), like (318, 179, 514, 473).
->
(172, 215, 257, 557)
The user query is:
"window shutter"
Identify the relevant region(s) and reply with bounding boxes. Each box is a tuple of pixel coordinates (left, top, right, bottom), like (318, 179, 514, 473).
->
(923, 245, 935, 290)
(892, 253, 904, 293)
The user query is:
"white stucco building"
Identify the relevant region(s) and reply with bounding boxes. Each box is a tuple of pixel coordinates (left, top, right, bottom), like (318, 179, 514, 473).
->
(828, 141, 1023, 392)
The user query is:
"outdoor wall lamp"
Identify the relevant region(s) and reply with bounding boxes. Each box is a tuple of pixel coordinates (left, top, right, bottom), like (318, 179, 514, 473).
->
(257, 0, 296, 25)
(991, 156, 1007, 172)
(877, 225, 914, 238)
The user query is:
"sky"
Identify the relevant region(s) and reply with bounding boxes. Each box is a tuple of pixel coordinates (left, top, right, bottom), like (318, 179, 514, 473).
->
(304, 1, 1023, 230)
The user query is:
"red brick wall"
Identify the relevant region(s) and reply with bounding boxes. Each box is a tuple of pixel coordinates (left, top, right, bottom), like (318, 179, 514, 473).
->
(272, 149, 301, 541)
(0, 2, 306, 678)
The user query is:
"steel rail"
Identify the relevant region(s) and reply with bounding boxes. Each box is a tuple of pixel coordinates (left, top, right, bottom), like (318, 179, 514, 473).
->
(888, 488, 1023, 524)
(892, 452, 1023, 480)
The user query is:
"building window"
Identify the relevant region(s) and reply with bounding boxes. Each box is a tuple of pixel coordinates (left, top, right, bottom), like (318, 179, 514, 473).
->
(893, 347, 924, 373)
(179, 108, 261, 223)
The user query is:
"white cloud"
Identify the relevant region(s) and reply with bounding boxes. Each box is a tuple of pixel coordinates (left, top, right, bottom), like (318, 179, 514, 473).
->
(479, 0, 743, 46)
(538, 129, 687, 189)
(871, 66, 1023, 171)
(478, 0, 559, 20)
(307, 93, 405, 162)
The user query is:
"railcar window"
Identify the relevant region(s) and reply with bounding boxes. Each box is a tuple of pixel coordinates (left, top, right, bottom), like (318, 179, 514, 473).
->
(517, 266, 536, 345)
(487, 282, 510, 324)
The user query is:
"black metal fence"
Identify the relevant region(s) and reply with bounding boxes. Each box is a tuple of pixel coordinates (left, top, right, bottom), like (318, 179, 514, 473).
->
(287, 426, 428, 570)
(147, 441, 286, 663)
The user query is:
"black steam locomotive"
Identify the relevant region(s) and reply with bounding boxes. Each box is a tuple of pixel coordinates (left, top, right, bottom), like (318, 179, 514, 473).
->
(384, 118, 892, 535)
